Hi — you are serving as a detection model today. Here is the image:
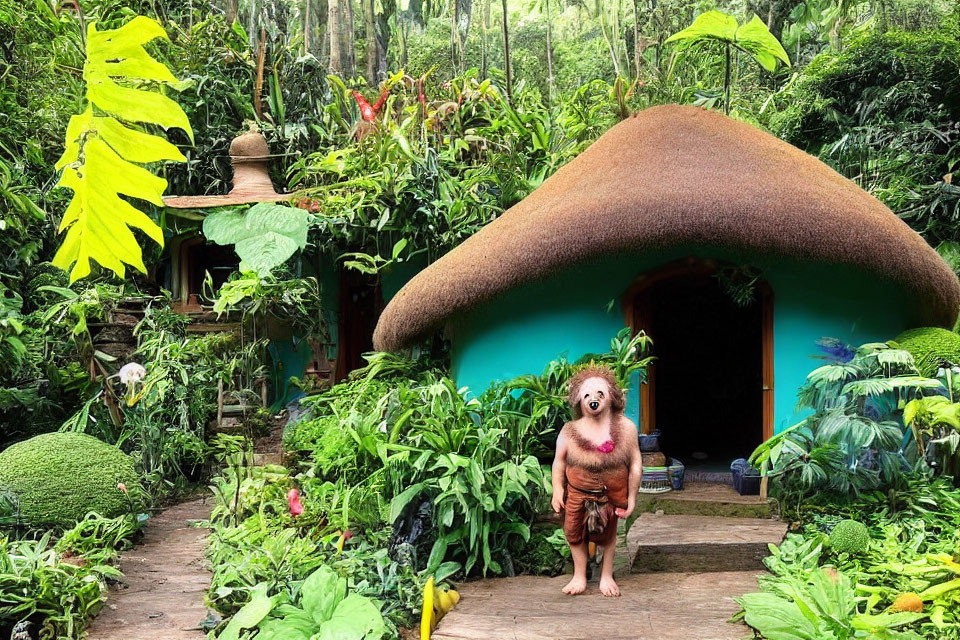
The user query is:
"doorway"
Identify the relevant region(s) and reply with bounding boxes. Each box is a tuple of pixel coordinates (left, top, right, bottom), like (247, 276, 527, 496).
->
(628, 260, 773, 471)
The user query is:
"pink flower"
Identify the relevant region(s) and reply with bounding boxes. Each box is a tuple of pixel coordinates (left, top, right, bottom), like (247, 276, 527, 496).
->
(597, 440, 614, 454)
(288, 488, 303, 516)
(117, 482, 128, 495)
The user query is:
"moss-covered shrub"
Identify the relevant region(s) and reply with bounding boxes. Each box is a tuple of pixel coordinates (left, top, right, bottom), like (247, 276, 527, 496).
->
(893, 327, 960, 377)
(829, 519, 870, 555)
(0, 432, 140, 528)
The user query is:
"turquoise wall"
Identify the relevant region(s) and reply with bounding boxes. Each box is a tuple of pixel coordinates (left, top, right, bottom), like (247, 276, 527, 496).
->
(447, 250, 922, 433)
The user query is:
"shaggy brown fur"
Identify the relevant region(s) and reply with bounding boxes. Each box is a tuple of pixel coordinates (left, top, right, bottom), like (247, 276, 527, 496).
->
(372, 105, 960, 351)
(567, 365, 625, 419)
(562, 416, 633, 473)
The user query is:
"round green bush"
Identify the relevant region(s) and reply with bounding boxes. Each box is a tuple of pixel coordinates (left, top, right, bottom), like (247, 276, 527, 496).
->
(829, 519, 870, 555)
(0, 432, 140, 528)
(893, 327, 960, 377)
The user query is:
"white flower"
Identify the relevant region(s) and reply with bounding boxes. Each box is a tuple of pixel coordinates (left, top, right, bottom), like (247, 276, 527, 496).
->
(119, 362, 147, 384)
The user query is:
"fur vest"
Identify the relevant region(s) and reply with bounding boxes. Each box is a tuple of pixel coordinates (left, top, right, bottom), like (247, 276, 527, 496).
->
(562, 416, 632, 473)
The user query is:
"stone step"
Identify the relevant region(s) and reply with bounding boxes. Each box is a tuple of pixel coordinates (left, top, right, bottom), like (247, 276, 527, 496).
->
(636, 481, 773, 518)
(629, 513, 786, 573)
(253, 452, 283, 466)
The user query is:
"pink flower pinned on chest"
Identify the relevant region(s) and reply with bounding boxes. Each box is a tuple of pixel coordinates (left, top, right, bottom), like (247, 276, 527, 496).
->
(597, 440, 615, 454)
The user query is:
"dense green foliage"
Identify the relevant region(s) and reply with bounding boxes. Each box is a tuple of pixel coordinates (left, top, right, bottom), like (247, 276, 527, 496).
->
(750, 341, 943, 508)
(767, 25, 960, 245)
(0, 513, 141, 639)
(205, 330, 650, 637)
(739, 476, 960, 638)
(0, 433, 139, 528)
(893, 327, 960, 377)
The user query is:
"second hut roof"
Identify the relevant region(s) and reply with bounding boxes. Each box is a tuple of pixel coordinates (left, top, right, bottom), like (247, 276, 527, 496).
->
(374, 104, 960, 351)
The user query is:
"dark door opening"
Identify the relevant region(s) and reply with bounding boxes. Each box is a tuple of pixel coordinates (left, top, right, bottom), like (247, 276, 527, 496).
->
(636, 271, 764, 471)
(335, 267, 383, 382)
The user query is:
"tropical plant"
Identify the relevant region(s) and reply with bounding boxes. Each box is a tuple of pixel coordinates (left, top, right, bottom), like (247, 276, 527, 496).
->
(53, 15, 193, 282)
(903, 395, 960, 480)
(751, 341, 942, 508)
(213, 566, 386, 640)
(666, 10, 790, 114)
(738, 566, 926, 639)
(203, 203, 311, 276)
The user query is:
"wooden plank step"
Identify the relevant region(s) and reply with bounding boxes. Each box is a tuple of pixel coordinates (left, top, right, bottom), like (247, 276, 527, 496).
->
(636, 481, 773, 518)
(629, 513, 786, 573)
(431, 571, 762, 640)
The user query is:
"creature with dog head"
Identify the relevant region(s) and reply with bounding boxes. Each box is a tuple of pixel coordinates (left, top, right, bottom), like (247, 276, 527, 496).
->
(551, 365, 642, 597)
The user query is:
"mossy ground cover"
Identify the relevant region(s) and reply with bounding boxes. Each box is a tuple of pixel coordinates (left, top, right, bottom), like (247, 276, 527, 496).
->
(0, 432, 140, 528)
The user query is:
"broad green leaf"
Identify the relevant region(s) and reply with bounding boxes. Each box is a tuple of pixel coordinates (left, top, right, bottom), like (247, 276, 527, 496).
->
(257, 606, 316, 640)
(737, 592, 821, 640)
(735, 16, 791, 71)
(203, 203, 310, 275)
(216, 585, 276, 640)
(95, 116, 186, 163)
(388, 481, 426, 523)
(666, 11, 789, 72)
(88, 76, 193, 135)
(86, 18, 177, 84)
(665, 10, 737, 44)
(301, 566, 347, 625)
(315, 593, 386, 640)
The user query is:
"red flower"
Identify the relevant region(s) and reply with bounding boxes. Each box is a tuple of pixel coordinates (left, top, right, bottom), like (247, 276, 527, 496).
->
(288, 488, 304, 516)
(352, 91, 376, 122)
(597, 440, 614, 454)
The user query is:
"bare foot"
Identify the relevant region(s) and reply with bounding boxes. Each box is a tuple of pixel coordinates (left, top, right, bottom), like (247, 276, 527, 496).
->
(599, 576, 620, 597)
(562, 576, 587, 595)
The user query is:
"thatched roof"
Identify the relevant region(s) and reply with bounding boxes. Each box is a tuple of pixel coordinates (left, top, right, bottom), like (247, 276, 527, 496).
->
(373, 105, 960, 351)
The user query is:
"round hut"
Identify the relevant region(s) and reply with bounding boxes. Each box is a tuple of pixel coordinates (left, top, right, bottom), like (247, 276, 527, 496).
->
(373, 105, 960, 465)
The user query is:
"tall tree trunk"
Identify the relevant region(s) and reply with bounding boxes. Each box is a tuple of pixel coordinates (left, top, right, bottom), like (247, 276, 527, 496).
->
(225, 0, 238, 24)
(500, 0, 512, 103)
(375, 5, 391, 80)
(328, 0, 355, 77)
(632, 0, 641, 80)
(304, 0, 312, 52)
(365, 0, 377, 83)
(344, 0, 356, 75)
(545, 0, 554, 100)
(481, 0, 490, 77)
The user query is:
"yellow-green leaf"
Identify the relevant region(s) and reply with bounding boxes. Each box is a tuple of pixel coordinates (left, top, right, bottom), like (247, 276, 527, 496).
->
(95, 116, 186, 163)
(665, 10, 738, 45)
(88, 76, 193, 138)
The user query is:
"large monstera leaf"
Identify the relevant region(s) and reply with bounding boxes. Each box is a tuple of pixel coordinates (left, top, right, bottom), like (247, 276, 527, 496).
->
(202, 203, 311, 275)
(53, 16, 193, 281)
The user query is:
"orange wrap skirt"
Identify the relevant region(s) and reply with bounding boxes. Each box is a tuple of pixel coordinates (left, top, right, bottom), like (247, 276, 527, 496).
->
(563, 465, 629, 546)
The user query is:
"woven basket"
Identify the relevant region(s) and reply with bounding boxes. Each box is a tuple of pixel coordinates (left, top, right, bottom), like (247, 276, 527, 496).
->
(638, 465, 672, 493)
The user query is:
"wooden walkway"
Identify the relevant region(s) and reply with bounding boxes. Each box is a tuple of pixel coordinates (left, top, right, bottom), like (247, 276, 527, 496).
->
(435, 485, 786, 640)
(431, 571, 761, 640)
(86, 499, 212, 640)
